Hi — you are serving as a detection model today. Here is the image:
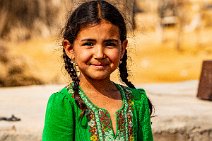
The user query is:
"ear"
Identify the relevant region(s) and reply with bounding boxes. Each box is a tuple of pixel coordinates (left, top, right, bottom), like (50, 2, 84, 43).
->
(120, 39, 128, 59)
(63, 39, 75, 60)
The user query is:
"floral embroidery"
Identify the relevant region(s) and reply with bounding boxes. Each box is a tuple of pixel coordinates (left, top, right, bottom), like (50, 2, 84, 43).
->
(124, 87, 135, 141)
(88, 119, 95, 127)
(130, 136, 134, 141)
(99, 109, 112, 133)
(90, 135, 98, 141)
(88, 111, 99, 140)
(104, 130, 115, 141)
(68, 83, 135, 141)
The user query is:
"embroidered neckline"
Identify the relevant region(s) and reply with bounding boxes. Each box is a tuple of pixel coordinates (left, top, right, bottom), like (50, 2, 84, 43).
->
(67, 83, 135, 141)
(78, 84, 128, 138)
(78, 83, 127, 117)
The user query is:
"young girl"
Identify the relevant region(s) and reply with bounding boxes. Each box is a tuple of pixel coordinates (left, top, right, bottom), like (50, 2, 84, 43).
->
(43, 1, 153, 141)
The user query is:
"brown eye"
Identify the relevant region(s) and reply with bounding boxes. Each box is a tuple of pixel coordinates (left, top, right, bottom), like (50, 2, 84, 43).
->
(82, 42, 94, 46)
(105, 41, 117, 47)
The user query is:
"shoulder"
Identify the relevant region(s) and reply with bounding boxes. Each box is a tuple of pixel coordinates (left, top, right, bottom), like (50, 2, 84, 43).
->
(119, 85, 152, 118)
(43, 85, 76, 140)
(46, 85, 76, 113)
(118, 84, 148, 102)
(131, 88, 148, 103)
(49, 86, 74, 100)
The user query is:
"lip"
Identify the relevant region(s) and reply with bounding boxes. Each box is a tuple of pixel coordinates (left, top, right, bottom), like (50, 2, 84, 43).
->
(90, 63, 108, 69)
(92, 64, 106, 66)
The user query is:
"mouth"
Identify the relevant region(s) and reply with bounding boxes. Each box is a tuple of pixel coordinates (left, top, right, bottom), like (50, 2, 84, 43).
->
(93, 64, 106, 66)
(90, 63, 108, 69)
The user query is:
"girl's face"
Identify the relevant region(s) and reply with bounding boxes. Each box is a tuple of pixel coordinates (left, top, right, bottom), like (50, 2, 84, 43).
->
(63, 20, 127, 81)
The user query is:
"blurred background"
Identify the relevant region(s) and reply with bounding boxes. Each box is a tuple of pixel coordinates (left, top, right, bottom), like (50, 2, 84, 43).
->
(0, 1, 212, 141)
(0, 0, 212, 86)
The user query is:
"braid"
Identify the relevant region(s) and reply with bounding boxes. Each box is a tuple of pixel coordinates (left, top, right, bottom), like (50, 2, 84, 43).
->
(119, 51, 135, 88)
(119, 51, 154, 116)
(63, 49, 87, 117)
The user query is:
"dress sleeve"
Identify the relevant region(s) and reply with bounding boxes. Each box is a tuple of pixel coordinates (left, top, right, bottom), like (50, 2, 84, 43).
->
(42, 90, 75, 141)
(135, 89, 153, 141)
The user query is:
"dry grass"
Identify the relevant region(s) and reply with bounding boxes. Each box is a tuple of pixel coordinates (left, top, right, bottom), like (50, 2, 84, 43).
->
(127, 28, 212, 84)
(6, 37, 69, 84)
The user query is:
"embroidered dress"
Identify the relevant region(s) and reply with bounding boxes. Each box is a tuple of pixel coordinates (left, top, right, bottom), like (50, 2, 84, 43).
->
(42, 83, 153, 141)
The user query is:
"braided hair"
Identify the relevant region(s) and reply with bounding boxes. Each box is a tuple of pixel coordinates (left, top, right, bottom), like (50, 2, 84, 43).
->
(119, 51, 154, 115)
(63, 50, 87, 117)
(62, 0, 153, 117)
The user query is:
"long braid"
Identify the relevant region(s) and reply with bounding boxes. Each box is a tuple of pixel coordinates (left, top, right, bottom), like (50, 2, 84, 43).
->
(119, 51, 154, 116)
(119, 50, 135, 88)
(63, 49, 87, 117)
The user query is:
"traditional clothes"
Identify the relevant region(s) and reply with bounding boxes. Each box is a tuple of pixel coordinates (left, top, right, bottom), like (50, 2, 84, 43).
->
(43, 83, 153, 141)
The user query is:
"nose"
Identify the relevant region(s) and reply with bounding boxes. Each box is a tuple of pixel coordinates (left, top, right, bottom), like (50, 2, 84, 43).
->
(94, 45, 105, 59)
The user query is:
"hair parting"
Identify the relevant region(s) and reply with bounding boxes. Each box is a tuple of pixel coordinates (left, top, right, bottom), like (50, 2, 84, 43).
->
(97, 0, 102, 18)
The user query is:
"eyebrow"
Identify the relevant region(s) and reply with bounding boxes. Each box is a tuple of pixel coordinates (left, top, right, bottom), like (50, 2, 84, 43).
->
(104, 39, 119, 43)
(81, 39, 119, 43)
(81, 39, 96, 42)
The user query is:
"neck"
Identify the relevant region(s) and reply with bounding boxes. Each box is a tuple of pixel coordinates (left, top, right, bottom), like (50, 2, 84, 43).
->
(79, 75, 117, 95)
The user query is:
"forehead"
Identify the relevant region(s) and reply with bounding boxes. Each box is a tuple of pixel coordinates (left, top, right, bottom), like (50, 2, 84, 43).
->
(76, 21, 120, 40)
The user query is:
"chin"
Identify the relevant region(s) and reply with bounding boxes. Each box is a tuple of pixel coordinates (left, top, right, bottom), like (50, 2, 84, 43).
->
(89, 75, 109, 80)
(80, 70, 114, 81)
(83, 73, 111, 81)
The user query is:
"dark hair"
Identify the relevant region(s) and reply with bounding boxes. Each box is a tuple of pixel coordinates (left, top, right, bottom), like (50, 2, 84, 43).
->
(62, 0, 153, 117)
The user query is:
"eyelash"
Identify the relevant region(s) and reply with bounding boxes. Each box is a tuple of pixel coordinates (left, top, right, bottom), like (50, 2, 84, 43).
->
(82, 42, 117, 47)
(105, 42, 117, 47)
(82, 42, 94, 46)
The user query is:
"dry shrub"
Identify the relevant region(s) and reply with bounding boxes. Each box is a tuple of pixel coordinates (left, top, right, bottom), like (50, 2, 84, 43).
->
(0, 44, 43, 87)
(0, 0, 72, 41)
(0, 0, 136, 41)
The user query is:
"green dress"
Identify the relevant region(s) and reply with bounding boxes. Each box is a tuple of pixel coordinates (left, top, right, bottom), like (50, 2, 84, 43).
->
(42, 83, 153, 141)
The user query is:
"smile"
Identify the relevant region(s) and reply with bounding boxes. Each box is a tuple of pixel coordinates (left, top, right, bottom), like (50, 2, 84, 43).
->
(90, 64, 108, 69)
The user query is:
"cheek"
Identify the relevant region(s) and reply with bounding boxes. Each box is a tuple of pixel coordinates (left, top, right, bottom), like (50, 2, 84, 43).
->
(74, 49, 91, 63)
(107, 49, 121, 63)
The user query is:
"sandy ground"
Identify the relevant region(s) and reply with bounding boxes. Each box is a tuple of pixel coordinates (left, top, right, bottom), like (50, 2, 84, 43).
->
(0, 80, 212, 141)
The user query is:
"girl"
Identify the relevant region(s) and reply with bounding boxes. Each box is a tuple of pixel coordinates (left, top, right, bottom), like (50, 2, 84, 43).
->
(43, 1, 153, 141)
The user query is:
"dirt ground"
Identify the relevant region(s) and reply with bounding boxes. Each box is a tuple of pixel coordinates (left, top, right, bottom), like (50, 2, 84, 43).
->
(0, 81, 212, 141)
